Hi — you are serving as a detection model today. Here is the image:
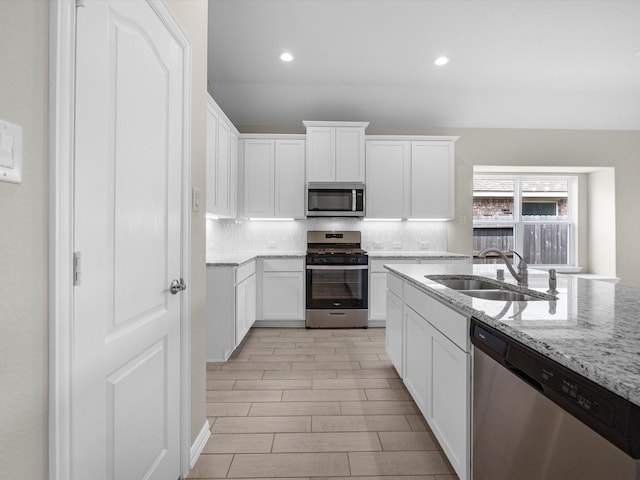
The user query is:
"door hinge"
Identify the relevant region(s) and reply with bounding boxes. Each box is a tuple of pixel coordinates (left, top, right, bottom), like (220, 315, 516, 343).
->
(73, 252, 82, 286)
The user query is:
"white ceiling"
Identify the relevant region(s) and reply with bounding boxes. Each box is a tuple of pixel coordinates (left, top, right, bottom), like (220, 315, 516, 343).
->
(207, 0, 640, 131)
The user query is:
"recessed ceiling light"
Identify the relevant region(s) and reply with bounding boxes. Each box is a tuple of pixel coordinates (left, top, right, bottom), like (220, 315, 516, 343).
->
(434, 56, 450, 66)
(279, 52, 294, 62)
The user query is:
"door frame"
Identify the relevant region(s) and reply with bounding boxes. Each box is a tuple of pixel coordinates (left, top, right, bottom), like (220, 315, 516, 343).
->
(49, 1, 193, 478)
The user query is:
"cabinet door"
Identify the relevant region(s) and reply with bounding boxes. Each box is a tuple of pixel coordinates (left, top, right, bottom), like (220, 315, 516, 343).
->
(262, 271, 304, 320)
(235, 277, 248, 346)
(205, 105, 219, 214)
(247, 273, 256, 331)
(275, 140, 305, 218)
(336, 127, 365, 182)
(369, 272, 388, 320)
(403, 307, 430, 417)
(236, 274, 256, 346)
(411, 141, 455, 219)
(428, 324, 470, 480)
(366, 141, 410, 218)
(217, 120, 231, 216)
(306, 127, 335, 182)
(385, 289, 404, 375)
(244, 139, 275, 217)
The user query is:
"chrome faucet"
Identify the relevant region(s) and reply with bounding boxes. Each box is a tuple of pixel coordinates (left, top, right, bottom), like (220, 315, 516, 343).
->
(479, 248, 528, 287)
(547, 268, 558, 295)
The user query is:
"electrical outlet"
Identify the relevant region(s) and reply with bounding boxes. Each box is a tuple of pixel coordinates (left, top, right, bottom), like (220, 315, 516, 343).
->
(373, 241, 383, 249)
(392, 242, 402, 250)
(459, 215, 467, 225)
(419, 241, 430, 249)
(267, 240, 278, 249)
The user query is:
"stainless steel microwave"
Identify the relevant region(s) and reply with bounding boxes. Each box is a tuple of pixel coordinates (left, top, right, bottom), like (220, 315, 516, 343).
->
(306, 183, 365, 217)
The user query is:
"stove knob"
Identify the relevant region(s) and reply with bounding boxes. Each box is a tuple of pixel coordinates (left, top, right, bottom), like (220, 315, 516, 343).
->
(314, 256, 327, 264)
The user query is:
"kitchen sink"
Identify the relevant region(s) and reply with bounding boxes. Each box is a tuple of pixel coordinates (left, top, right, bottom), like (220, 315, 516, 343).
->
(426, 277, 501, 291)
(426, 274, 555, 302)
(460, 289, 546, 301)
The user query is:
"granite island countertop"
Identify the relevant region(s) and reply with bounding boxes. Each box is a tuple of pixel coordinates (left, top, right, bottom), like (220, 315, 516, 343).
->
(384, 262, 640, 407)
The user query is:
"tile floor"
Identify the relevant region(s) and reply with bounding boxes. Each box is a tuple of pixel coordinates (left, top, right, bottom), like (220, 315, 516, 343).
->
(189, 327, 458, 479)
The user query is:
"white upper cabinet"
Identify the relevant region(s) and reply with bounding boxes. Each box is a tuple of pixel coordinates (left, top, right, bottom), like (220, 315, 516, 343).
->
(304, 121, 368, 182)
(206, 95, 239, 217)
(366, 141, 411, 218)
(366, 136, 457, 219)
(244, 139, 275, 217)
(242, 136, 305, 218)
(411, 141, 455, 219)
(274, 140, 306, 218)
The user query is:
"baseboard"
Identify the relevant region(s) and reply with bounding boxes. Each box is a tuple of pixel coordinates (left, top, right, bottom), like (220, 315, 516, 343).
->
(253, 320, 306, 327)
(189, 419, 211, 470)
(367, 320, 386, 328)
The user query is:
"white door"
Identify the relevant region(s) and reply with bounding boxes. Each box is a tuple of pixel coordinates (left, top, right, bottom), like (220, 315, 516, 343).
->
(74, 1, 184, 479)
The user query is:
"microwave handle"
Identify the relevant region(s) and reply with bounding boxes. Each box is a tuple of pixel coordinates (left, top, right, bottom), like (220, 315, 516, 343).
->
(352, 189, 356, 212)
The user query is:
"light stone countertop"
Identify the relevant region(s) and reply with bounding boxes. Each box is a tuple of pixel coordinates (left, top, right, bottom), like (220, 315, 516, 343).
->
(206, 251, 306, 266)
(384, 262, 640, 407)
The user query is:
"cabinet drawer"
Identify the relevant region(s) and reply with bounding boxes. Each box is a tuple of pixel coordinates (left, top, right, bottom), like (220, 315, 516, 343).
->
(236, 261, 256, 283)
(370, 258, 417, 273)
(404, 283, 469, 351)
(387, 273, 403, 298)
(262, 257, 303, 272)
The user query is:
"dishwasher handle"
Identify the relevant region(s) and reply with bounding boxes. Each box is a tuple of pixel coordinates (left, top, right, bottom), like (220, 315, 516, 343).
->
(505, 361, 544, 392)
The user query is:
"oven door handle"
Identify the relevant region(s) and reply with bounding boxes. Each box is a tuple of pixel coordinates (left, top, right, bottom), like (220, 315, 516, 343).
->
(306, 265, 369, 270)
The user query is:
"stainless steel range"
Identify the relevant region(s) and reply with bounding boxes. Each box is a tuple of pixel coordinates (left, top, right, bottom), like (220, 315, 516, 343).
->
(306, 231, 369, 328)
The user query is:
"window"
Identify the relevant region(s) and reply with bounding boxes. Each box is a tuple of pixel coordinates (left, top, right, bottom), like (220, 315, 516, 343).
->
(473, 175, 575, 266)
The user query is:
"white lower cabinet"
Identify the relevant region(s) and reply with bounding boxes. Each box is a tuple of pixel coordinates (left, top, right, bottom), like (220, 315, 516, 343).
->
(385, 271, 471, 480)
(206, 261, 256, 361)
(385, 277, 404, 375)
(235, 272, 256, 344)
(259, 258, 305, 322)
(369, 257, 470, 322)
(403, 307, 430, 416)
(427, 324, 470, 479)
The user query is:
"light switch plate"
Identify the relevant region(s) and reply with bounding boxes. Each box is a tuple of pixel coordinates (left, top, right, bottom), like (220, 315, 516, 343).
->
(0, 119, 22, 184)
(192, 185, 200, 212)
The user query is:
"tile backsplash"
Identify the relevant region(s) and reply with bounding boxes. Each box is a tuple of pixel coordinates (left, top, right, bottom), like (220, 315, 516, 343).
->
(207, 218, 447, 255)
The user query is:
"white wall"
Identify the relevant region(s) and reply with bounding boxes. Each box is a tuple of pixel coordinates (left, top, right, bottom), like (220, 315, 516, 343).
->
(164, 0, 209, 446)
(588, 168, 616, 276)
(0, 2, 49, 479)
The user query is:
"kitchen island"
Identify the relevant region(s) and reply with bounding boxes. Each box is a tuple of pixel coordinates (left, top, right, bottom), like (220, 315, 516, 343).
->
(384, 261, 640, 480)
(384, 262, 640, 405)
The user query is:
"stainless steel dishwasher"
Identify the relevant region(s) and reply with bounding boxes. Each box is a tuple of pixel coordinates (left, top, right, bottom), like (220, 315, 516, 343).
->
(471, 318, 640, 480)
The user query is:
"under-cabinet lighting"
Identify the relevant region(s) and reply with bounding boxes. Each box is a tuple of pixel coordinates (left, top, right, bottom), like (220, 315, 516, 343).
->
(407, 218, 449, 222)
(206, 213, 219, 220)
(362, 218, 402, 222)
(434, 56, 450, 66)
(248, 217, 294, 222)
